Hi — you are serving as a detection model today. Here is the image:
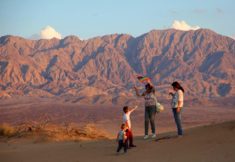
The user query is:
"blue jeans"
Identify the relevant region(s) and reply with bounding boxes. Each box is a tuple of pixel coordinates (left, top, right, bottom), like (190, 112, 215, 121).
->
(145, 106, 156, 135)
(172, 108, 183, 135)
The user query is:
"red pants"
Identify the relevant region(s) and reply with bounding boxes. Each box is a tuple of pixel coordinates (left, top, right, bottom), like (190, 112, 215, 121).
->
(126, 129, 134, 146)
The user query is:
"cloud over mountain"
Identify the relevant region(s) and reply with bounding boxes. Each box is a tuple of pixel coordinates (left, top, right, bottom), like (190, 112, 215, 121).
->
(30, 26, 62, 40)
(171, 20, 200, 31)
(40, 26, 62, 39)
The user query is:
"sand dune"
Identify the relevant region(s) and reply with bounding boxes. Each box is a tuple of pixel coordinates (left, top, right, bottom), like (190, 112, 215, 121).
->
(1, 121, 235, 162)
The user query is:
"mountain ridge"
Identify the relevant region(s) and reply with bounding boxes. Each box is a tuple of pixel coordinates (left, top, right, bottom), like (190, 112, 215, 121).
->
(0, 29, 235, 104)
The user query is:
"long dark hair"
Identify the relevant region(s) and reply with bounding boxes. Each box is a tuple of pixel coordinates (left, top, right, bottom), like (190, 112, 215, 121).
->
(171, 81, 184, 93)
(145, 83, 155, 93)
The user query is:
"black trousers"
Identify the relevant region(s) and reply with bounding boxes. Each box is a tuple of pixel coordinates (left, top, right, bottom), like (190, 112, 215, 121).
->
(117, 140, 128, 153)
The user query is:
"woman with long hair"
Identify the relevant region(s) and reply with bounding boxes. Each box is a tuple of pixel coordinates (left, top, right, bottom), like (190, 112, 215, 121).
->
(169, 81, 184, 136)
(134, 83, 157, 139)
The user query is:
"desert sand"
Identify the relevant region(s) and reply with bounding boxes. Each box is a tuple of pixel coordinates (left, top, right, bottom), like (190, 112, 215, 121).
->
(1, 97, 235, 162)
(0, 121, 235, 162)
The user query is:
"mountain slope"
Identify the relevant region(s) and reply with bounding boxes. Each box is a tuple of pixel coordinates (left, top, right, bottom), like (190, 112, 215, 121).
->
(0, 29, 235, 104)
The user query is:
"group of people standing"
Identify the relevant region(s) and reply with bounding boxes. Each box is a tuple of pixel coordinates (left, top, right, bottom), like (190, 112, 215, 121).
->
(116, 81, 185, 153)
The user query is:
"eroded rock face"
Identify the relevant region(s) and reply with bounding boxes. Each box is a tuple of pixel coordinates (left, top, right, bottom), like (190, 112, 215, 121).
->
(0, 29, 235, 104)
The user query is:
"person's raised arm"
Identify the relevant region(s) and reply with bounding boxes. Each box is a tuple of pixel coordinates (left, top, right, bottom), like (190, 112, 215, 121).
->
(134, 86, 145, 97)
(129, 105, 138, 113)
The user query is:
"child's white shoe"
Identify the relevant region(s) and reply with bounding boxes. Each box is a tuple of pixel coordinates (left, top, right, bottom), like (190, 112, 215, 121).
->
(144, 135, 149, 139)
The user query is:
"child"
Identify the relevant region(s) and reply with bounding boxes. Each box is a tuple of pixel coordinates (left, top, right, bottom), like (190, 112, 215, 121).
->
(116, 123, 128, 153)
(123, 105, 138, 147)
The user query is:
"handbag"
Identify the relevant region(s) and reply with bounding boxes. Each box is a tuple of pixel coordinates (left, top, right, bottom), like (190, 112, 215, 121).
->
(153, 94, 164, 113)
(156, 102, 164, 113)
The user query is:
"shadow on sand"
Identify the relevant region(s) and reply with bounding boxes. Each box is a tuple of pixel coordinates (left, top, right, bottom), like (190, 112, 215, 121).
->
(155, 135, 178, 142)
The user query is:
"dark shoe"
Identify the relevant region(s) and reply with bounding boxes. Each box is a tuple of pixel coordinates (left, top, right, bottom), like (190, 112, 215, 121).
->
(130, 145, 136, 147)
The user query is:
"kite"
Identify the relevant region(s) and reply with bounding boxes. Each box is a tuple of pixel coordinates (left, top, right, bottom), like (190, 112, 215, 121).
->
(136, 75, 151, 84)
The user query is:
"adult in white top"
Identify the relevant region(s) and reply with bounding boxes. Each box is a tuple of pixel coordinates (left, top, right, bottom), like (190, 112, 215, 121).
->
(169, 81, 184, 136)
(134, 83, 157, 139)
(172, 88, 184, 109)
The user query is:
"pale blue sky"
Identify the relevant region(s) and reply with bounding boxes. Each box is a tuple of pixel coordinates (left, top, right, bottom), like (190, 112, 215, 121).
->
(0, 0, 235, 39)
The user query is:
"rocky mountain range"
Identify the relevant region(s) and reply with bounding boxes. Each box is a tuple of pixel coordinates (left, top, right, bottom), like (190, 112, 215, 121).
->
(0, 29, 235, 104)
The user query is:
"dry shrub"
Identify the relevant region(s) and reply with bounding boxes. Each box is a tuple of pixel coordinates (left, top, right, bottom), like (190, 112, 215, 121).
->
(78, 124, 108, 139)
(0, 122, 110, 142)
(0, 123, 17, 137)
(44, 123, 110, 142)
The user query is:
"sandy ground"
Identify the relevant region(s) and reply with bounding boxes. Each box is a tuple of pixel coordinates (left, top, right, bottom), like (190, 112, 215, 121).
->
(0, 97, 235, 161)
(0, 121, 235, 162)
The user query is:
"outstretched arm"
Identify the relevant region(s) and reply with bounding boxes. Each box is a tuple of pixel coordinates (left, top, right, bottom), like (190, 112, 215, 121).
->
(134, 86, 145, 97)
(129, 105, 138, 113)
